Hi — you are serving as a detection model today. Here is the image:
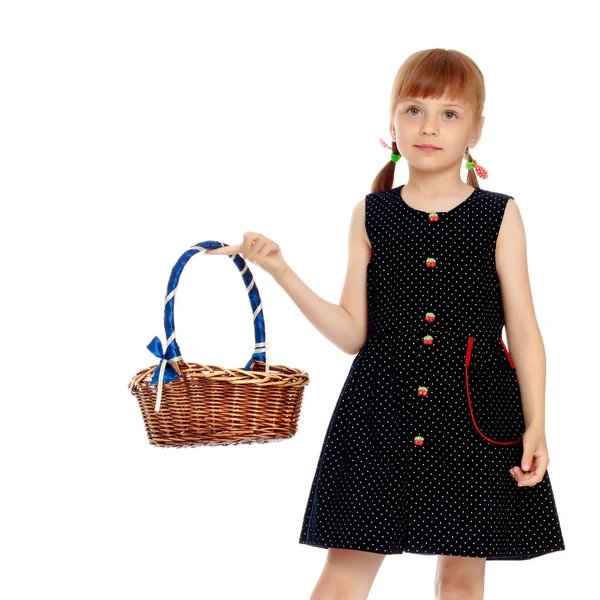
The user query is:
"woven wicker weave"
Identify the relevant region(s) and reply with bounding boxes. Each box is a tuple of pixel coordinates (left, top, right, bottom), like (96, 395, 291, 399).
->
(127, 241, 310, 448)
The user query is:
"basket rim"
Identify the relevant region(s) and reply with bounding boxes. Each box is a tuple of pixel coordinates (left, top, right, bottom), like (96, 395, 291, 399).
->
(128, 359, 310, 391)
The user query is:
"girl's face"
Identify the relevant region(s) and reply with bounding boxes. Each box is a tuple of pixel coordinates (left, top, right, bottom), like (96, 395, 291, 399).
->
(391, 95, 484, 169)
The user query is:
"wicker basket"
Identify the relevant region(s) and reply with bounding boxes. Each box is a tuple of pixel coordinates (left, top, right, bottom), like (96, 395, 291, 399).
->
(127, 240, 310, 448)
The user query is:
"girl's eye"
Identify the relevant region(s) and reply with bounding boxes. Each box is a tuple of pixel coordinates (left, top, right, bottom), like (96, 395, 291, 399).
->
(407, 107, 457, 120)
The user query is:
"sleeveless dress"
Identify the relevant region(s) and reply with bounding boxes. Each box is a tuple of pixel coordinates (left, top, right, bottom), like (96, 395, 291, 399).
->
(298, 184, 566, 560)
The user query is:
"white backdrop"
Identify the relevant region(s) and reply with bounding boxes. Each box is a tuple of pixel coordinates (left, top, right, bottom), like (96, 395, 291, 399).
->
(2, 1, 596, 598)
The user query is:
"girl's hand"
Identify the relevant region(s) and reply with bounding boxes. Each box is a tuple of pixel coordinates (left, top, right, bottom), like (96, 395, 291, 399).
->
(205, 231, 289, 280)
(509, 426, 549, 487)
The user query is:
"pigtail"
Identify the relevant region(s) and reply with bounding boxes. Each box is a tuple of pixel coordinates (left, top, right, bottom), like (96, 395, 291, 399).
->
(464, 147, 480, 188)
(371, 140, 401, 194)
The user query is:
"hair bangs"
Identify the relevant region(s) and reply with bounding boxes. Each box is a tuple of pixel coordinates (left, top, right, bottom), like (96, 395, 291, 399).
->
(390, 49, 485, 120)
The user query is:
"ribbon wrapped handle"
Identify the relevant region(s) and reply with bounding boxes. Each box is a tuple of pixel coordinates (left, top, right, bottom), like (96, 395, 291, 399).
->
(146, 241, 270, 412)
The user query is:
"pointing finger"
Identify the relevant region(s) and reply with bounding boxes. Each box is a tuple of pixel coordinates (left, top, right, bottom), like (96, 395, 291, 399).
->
(205, 243, 242, 255)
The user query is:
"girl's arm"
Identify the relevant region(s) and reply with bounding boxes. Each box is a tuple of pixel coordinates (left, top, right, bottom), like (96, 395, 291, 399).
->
(496, 198, 546, 432)
(274, 199, 371, 355)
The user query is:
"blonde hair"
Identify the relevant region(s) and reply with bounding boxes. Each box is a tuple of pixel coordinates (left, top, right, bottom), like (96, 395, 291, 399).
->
(372, 48, 486, 193)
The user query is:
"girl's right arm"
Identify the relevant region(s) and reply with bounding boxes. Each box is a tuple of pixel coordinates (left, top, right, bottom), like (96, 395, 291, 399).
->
(273, 198, 371, 355)
(205, 198, 371, 355)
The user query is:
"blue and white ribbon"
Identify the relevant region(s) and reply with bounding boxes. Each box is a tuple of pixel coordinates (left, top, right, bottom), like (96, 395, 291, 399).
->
(146, 332, 182, 412)
(253, 339, 271, 373)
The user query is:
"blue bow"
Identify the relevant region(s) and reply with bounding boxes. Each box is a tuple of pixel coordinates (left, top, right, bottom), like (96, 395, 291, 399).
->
(146, 336, 181, 411)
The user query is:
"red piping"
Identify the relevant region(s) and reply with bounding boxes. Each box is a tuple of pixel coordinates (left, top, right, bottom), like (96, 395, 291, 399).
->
(464, 335, 523, 446)
(499, 337, 515, 368)
(465, 335, 474, 366)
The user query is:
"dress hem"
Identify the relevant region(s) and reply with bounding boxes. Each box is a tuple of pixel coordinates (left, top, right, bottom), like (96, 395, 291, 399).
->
(298, 539, 566, 561)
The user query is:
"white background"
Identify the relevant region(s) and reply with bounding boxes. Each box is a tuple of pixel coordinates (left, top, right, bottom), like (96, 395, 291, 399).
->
(1, 1, 597, 598)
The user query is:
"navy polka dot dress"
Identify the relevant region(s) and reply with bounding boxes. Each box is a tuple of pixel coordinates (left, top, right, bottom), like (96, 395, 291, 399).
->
(298, 184, 566, 560)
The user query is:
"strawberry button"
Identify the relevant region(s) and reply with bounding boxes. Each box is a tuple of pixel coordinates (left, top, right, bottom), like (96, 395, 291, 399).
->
(426, 257, 436, 268)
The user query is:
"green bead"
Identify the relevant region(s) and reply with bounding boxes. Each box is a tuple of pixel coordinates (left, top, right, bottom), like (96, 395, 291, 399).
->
(465, 161, 475, 170)
(391, 152, 402, 163)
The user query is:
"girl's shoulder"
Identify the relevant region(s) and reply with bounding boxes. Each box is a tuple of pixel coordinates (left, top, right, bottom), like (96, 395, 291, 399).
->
(472, 187, 515, 214)
(475, 186, 514, 203)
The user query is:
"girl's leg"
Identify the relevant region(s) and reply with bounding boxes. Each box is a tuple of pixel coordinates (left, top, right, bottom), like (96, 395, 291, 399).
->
(434, 555, 486, 600)
(310, 548, 386, 600)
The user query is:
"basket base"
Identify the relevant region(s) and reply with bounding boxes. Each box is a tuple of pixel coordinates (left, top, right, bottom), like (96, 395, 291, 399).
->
(147, 428, 298, 448)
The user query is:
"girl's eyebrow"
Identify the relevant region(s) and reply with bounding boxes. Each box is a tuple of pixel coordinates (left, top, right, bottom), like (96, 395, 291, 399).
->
(401, 97, 466, 110)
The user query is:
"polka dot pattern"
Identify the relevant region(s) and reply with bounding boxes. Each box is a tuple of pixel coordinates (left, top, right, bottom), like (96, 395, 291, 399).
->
(298, 185, 566, 560)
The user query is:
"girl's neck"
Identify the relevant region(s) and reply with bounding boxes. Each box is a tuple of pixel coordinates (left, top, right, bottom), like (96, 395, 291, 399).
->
(401, 180, 473, 202)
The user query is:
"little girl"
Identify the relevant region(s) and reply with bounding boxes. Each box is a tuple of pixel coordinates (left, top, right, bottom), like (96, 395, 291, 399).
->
(206, 48, 566, 600)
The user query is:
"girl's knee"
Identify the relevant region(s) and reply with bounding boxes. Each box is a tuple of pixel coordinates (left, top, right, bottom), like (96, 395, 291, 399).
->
(434, 555, 486, 600)
(310, 548, 386, 600)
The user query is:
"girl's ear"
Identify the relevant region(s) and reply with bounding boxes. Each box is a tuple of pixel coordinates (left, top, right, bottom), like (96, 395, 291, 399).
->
(470, 116, 485, 148)
(476, 115, 485, 139)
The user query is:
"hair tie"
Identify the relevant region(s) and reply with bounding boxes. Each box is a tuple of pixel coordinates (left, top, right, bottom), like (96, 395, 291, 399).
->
(465, 160, 489, 179)
(379, 138, 402, 162)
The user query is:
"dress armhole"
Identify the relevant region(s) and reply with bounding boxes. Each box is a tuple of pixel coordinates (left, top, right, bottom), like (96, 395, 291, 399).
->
(496, 196, 514, 245)
(364, 193, 375, 250)
(494, 196, 514, 272)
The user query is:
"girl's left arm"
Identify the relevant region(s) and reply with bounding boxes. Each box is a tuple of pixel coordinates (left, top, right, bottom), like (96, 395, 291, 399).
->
(496, 198, 549, 487)
(496, 198, 545, 431)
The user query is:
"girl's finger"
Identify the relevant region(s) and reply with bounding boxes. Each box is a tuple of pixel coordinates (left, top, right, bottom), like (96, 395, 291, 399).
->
(511, 467, 530, 484)
(511, 465, 543, 487)
(256, 240, 278, 261)
(509, 467, 522, 483)
(517, 463, 542, 478)
(518, 471, 545, 487)
(205, 243, 243, 255)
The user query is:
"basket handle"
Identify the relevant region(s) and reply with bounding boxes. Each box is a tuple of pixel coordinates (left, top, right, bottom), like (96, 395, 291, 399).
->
(145, 241, 270, 412)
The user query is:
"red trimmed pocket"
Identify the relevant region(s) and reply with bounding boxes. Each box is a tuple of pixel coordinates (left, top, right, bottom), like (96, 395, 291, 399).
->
(464, 336, 525, 445)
